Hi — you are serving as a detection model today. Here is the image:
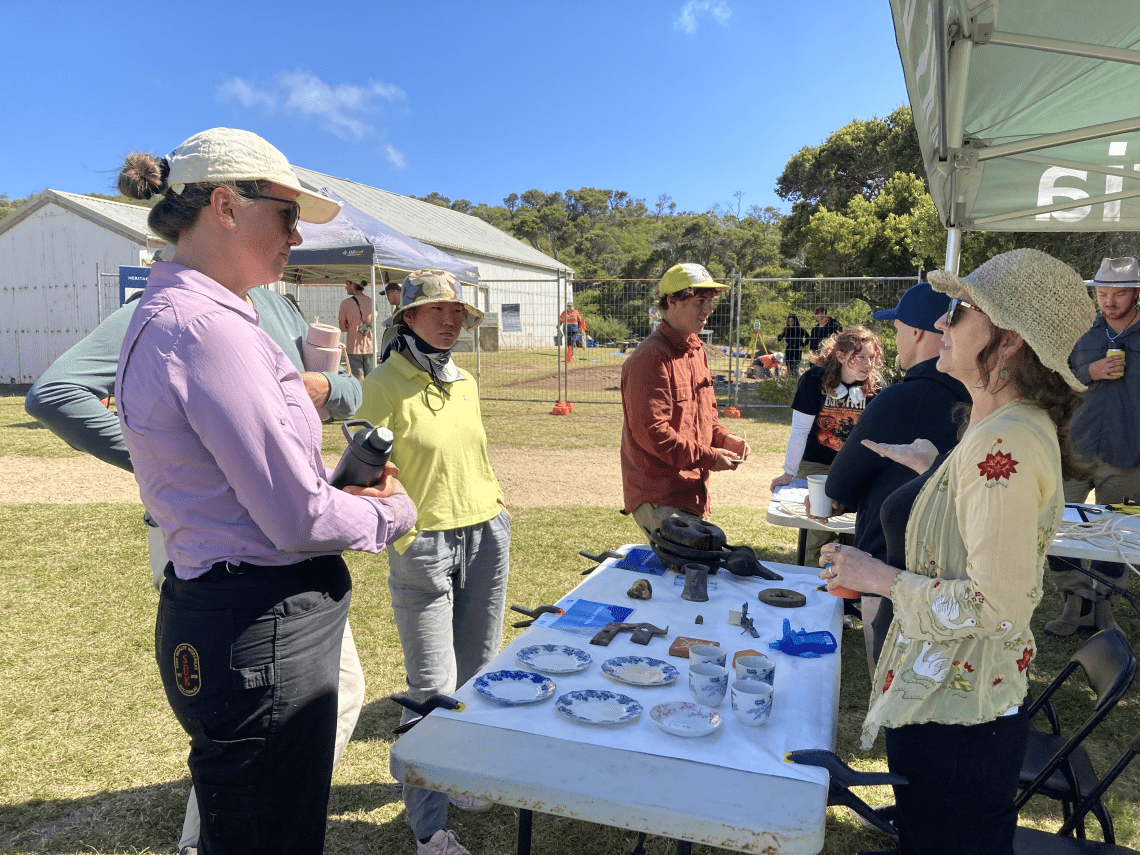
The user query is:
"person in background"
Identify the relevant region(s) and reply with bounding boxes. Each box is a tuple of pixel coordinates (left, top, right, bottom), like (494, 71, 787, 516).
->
(381, 276, 402, 328)
(340, 279, 374, 380)
(113, 127, 415, 855)
(770, 325, 885, 567)
(820, 248, 1093, 855)
(358, 269, 510, 855)
(776, 313, 808, 374)
(1045, 256, 1140, 635)
(808, 305, 842, 353)
(620, 262, 750, 539)
(558, 299, 587, 361)
(25, 267, 364, 855)
(748, 350, 785, 378)
(823, 283, 969, 676)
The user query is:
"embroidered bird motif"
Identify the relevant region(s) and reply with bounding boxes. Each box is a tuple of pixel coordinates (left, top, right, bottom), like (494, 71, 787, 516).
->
(912, 641, 951, 682)
(932, 595, 980, 630)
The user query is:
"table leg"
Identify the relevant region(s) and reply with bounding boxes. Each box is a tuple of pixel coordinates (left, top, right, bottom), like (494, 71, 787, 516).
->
(516, 808, 532, 855)
(676, 841, 692, 855)
(797, 528, 807, 566)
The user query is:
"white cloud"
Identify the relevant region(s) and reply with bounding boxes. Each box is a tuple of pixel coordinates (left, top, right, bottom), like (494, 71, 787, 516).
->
(216, 77, 277, 110)
(385, 145, 407, 169)
(674, 0, 731, 34)
(216, 71, 406, 141)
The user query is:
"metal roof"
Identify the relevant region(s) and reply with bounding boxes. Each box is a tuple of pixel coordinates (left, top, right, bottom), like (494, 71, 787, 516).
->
(0, 189, 158, 246)
(293, 166, 573, 275)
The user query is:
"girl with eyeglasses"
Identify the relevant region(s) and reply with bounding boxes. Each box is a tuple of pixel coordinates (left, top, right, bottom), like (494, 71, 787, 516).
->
(770, 324, 886, 567)
(357, 270, 511, 855)
(114, 128, 416, 855)
(818, 249, 1094, 855)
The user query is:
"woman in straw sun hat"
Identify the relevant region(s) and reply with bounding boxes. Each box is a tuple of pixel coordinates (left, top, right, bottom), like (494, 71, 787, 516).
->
(114, 127, 416, 855)
(818, 248, 1094, 855)
(358, 269, 510, 855)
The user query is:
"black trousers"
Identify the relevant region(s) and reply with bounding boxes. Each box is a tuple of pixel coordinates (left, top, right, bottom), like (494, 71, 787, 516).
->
(156, 556, 351, 855)
(884, 706, 1029, 855)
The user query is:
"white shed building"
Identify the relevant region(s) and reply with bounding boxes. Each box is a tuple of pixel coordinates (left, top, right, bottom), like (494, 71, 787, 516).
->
(0, 191, 165, 384)
(1, 178, 570, 384)
(293, 167, 573, 349)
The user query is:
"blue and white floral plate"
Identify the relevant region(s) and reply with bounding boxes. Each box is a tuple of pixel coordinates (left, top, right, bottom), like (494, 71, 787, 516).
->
(555, 689, 642, 725)
(601, 656, 679, 687)
(473, 670, 556, 705)
(516, 644, 592, 675)
(649, 701, 723, 737)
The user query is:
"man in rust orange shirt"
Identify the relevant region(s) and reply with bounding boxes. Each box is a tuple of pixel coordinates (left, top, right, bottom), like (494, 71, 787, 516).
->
(620, 262, 750, 539)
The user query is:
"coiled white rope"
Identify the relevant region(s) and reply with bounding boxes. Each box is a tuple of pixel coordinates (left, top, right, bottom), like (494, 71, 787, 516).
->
(1054, 514, 1140, 579)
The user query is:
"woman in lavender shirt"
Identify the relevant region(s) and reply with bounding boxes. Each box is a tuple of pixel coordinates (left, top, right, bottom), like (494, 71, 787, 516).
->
(114, 128, 416, 855)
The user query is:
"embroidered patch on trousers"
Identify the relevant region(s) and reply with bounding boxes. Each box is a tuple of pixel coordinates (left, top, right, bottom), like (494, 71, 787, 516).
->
(173, 643, 202, 696)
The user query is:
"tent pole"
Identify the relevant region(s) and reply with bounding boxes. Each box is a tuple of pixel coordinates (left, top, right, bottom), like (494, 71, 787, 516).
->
(944, 227, 963, 274)
(370, 267, 378, 373)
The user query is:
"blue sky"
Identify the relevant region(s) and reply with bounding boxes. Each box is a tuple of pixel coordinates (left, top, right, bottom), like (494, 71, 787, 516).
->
(2, 1, 908, 217)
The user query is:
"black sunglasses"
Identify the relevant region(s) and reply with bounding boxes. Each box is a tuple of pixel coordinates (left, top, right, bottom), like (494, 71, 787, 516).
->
(947, 296, 985, 326)
(242, 191, 301, 233)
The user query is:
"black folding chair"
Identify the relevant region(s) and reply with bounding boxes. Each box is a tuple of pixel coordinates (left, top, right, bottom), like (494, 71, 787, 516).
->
(1015, 628, 1137, 842)
(788, 735, 1140, 855)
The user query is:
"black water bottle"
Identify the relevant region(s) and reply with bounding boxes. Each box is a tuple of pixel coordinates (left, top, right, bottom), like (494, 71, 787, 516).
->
(330, 419, 394, 489)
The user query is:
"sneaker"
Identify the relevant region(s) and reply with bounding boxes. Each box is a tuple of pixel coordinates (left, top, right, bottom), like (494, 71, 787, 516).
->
(417, 829, 471, 855)
(448, 794, 493, 813)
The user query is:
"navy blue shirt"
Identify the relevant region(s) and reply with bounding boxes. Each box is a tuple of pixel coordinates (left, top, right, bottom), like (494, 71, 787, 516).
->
(825, 358, 969, 562)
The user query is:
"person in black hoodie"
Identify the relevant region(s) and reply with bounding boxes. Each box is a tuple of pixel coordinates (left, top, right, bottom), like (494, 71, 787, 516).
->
(824, 283, 970, 677)
(776, 313, 808, 374)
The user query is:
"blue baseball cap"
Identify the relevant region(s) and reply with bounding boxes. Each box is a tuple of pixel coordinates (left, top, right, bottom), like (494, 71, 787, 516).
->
(872, 282, 950, 333)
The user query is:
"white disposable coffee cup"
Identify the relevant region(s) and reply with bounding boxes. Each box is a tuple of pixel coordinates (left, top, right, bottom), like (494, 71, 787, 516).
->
(806, 474, 831, 518)
(306, 322, 341, 349)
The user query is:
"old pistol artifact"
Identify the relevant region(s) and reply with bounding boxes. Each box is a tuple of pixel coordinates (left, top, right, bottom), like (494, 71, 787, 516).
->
(739, 602, 759, 638)
(590, 621, 669, 647)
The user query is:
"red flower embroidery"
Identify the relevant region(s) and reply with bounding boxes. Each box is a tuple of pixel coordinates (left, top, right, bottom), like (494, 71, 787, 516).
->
(882, 670, 895, 693)
(993, 677, 1003, 686)
(978, 451, 1018, 482)
(1016, 648, 1033, 673)
(963, 662, 974, 673)
(969, 590, 986, 604)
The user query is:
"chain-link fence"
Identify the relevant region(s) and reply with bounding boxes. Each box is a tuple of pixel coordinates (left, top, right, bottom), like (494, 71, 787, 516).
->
(459, 275, 920, 408)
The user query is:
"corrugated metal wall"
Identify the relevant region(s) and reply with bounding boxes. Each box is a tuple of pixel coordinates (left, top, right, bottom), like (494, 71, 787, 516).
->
(0, 205, 144, 383)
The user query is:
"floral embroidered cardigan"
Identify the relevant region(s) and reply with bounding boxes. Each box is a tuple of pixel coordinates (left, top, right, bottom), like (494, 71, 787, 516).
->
(862, 400, 1063, 749)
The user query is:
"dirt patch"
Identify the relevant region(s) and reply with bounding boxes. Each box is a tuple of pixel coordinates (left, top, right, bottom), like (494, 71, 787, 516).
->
(0, 449, 782, 510)
(510, 364, 624, 392)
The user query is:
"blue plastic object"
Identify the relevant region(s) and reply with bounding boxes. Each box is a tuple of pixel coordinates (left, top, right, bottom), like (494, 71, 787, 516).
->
(768, 618, 838, 658)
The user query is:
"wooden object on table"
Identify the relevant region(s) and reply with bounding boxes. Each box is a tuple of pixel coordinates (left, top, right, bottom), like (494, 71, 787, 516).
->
(668, 636, 720, 657)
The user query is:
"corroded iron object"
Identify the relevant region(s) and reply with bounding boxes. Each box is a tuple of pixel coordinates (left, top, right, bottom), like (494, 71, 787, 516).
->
(681, 563, 710, 602)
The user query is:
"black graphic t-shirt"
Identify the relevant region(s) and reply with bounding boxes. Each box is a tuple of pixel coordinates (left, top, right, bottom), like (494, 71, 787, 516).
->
(792, 365, 873, 465)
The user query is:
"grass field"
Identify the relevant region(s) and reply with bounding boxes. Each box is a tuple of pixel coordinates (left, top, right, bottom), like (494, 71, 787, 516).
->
(0, 393, 1137, 854)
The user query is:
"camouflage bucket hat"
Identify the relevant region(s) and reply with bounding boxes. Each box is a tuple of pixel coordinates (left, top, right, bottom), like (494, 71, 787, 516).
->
(391, 269, 484, 331)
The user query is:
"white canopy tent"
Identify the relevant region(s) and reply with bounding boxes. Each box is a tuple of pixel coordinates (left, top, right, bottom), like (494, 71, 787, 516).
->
(889, 0, 1140, 272)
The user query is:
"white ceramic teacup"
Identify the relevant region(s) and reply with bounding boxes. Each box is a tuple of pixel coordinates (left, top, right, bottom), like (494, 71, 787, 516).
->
(735, 655, 775, 685)
(688, 662, 729, 707)
(306, 322, 341, 349)
(731, 679, 774, 726)
(688, 644, 726, 668)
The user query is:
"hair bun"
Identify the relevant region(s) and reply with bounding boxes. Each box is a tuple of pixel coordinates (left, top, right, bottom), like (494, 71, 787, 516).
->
(118, 152, 168, 200)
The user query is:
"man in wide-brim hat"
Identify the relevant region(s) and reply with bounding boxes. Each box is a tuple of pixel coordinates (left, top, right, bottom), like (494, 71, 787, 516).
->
(1045, 256, 1140, 636)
